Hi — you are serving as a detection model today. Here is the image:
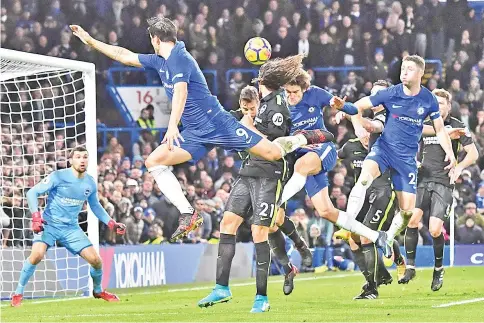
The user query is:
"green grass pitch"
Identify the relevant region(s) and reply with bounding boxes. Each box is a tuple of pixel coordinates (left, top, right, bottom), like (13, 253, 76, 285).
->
(2, 266, 484, 322)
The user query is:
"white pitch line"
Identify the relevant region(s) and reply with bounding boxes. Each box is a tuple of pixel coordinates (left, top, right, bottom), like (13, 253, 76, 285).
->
(432, 297, 484, 308)
(122, 272, 361, 295)
(0, 272, 360, 307)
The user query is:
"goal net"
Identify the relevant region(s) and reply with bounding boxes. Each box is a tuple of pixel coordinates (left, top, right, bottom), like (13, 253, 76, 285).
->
(0, 49, 98, 299)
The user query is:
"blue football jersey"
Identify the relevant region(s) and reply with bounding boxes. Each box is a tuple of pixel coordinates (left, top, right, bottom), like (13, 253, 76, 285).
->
(369, 83, 440, 159)
(26, 169, 111, 226)
(138, 41, 224, 129)
(290, 86, 332, 133)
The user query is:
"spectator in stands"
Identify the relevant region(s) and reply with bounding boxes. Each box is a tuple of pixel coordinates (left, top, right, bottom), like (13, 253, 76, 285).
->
(457, 215, 484, 244)
(272, 26, 297, 59)
(340, 71, 360, 103)
(386, 1, 403, 33)
(413, 0, 429, 57)
(366, 48, 388, 82)
(309, 31, 336, 67)
(308, 224, 325, 248)
(8, 26, 33, 51)
(458, 202, 484, 228)
(448, 79, 466, 104)
(125, 206, 144, 245)
(330, 235, 355, 271)
(290, 208, 309, 245)
(143, 223, 165, 244)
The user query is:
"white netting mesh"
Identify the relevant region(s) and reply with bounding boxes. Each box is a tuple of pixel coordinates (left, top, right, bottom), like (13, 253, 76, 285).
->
(0, 55, 94, 299)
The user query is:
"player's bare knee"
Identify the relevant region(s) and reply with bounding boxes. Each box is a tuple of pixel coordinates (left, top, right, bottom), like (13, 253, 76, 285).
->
(29, 253, 43, 265)
(318, 205, 337, 221)
(145, 154, 163, 169)
(90, 257, 103, 270)
(220, 214, 239, 234)
(429, 226, 442, 238)
(360, 236, 371, 245)
(266, 146, 281, 161)
(294, 159, 310, 176)
(407, 216, 420, 228)
(252, 225, 269, 242)
(357, 172, 374, 187)
(401, 209, 413, 219)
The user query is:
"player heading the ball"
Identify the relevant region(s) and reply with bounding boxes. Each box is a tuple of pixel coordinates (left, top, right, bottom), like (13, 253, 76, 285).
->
(70, 17, 334, 242)
(11, 146, 125, 307)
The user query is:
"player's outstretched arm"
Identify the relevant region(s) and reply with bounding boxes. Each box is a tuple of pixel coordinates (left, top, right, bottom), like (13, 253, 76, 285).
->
(87, 189, 126, 235)
(70, 25, 142, 67)
(422, 124, 466, 139)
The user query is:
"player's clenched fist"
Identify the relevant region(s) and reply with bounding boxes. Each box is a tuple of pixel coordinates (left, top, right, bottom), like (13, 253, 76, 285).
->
(108, 219, 126, 235)
(31, 211, 46, 233)
(69, 25, 92, 45)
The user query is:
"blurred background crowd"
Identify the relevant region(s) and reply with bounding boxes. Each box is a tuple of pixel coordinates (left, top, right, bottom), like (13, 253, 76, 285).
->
(1, 0, 484, 264)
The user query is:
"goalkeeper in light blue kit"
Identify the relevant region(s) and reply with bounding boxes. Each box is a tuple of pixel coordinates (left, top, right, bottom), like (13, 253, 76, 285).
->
(11, 146, 126, 307)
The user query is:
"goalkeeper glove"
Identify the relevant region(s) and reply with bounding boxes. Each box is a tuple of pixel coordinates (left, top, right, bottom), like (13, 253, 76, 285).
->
(108, 220, 126, 235)
(31, 211, 46, 233)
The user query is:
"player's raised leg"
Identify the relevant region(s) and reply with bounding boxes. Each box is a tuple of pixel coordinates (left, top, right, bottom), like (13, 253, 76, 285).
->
(80, 246, 119, 302)
(11, 241, 47, 307)
(145, 145, 204, 242)
(278, 151, 322, 206)
(346, 159, 382, 221)
(386, 191, 417, 246)
(309, 186, 392, 258)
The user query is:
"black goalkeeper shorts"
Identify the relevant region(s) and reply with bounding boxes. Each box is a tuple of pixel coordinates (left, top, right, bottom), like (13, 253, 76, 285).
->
(362, 186, 397, 231)
(416, 181, 453, 221)
(225, 176, 282, 227)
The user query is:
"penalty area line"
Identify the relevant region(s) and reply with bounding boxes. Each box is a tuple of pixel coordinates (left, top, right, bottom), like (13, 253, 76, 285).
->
(432, 297, 484, 308)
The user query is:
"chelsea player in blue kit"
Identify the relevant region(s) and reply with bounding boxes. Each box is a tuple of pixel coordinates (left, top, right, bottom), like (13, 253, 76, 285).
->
(275, 70, 393, 257)
(347, 56, 456, 250)
(70, 18, 331, 242)
(11, 147, 125, 307)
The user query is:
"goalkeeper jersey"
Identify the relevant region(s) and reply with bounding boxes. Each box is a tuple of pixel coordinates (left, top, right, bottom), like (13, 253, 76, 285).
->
(26, 168, 111, 227)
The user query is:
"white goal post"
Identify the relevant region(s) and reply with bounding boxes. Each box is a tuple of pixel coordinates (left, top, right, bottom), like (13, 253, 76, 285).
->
(0, 48, 98, 299)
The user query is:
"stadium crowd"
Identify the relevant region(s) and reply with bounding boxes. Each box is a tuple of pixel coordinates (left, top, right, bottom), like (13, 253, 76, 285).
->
(1, 0, 484, 254)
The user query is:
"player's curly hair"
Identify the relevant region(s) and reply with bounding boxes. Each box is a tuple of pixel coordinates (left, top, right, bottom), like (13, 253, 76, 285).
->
(147, 17, 177, 43)
(256, 54, 305, 91)
(286, 69, 311, 91)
